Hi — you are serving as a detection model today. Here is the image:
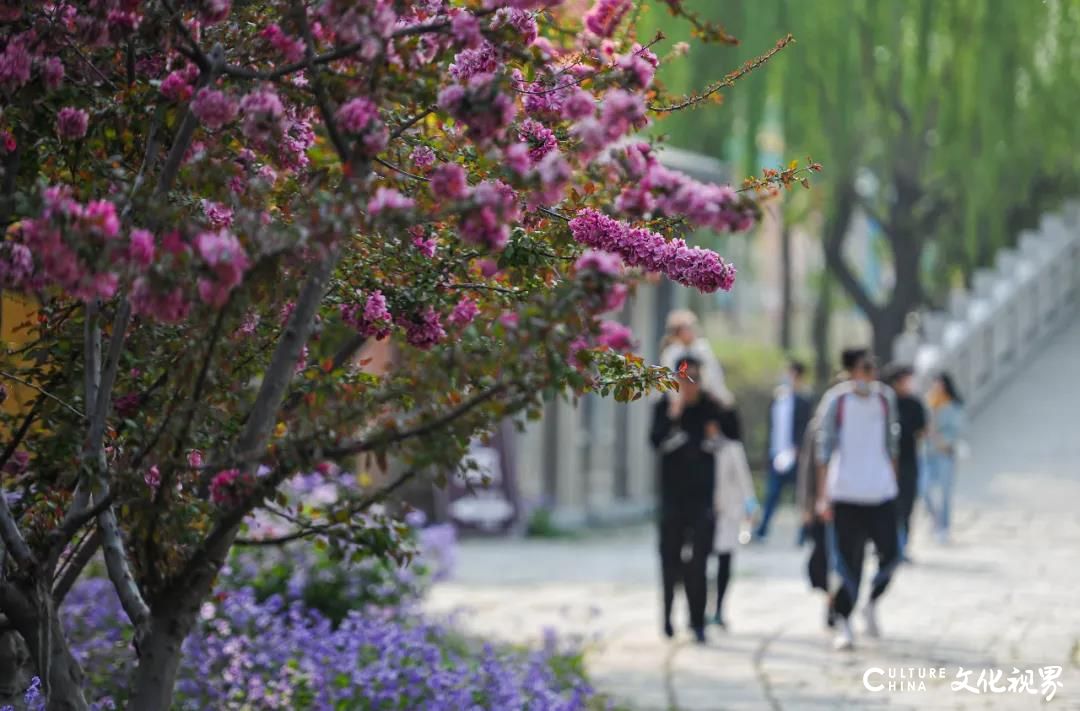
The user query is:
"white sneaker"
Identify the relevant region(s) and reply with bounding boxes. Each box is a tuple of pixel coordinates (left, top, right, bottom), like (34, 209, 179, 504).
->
(863, 602, 881, 638)
(833, 618, 855, 651)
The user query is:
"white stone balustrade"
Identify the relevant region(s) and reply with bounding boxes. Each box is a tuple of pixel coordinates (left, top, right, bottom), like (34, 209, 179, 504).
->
(894, 202, 1080, 412)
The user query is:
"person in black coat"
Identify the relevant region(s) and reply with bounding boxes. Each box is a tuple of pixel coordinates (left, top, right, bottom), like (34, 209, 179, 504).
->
(755, 360, 812, 540)
(650, 356, 740, 643)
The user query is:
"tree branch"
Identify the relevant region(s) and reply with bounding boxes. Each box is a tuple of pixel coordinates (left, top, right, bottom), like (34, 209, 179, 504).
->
(52, 527, 101, 605)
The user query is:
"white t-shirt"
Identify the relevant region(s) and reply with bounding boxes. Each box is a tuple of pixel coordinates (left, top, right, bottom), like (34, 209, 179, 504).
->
(826, 392, 898, 504)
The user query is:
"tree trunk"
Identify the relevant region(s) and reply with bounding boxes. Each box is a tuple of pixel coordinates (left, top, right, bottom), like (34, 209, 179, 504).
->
(811, 274, 832, 390)
(127, 612, 191, 711)
(0, 583, 89, 711)
(0, 626, 30, 707)
(779, 219, 793, 352)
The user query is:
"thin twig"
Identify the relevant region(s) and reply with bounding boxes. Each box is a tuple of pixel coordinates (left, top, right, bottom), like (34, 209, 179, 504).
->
(0, 371, 84, 419)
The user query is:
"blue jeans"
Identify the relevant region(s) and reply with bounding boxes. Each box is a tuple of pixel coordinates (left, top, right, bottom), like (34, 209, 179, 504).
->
(755, 465, 794, 538)
(923, 454, 956, 534)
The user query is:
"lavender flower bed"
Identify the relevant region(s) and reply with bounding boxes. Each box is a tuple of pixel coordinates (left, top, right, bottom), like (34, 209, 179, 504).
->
(11, 522, 608, 710)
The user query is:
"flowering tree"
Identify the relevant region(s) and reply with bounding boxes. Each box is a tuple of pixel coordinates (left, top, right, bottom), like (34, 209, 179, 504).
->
(0, 0, 800, 708)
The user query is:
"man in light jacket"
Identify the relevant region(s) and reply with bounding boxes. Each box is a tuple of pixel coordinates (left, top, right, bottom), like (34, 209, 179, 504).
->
(816, 348, 901, 651)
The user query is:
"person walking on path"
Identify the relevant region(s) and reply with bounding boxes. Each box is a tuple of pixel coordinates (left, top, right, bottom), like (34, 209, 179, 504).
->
(923, 373, 965, 544)
(755, 360, 812, 540)
(707, 397, 756, 629)
(816, 349, 902, 651)
(650, 356, 727, 643)
(659, 310, 726, 400)
(795, 348, 861, 626)
(882, 364, 928, 560)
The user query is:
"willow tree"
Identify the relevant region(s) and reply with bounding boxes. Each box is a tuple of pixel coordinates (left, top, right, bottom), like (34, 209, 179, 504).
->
(650, 0, 1080, 360)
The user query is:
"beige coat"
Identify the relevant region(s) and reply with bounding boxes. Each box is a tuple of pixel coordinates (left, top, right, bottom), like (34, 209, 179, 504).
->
(713, 439, 755, 552)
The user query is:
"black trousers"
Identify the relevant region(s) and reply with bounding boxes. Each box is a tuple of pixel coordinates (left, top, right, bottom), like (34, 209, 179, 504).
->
(714, 551, 732, 619)
(829, 499, 900, 619)
(659, 509, 715, 631)
(896, 462, 919, 542)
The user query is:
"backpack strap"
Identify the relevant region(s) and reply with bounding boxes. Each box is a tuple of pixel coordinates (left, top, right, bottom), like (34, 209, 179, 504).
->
(834, 390, 889, 430)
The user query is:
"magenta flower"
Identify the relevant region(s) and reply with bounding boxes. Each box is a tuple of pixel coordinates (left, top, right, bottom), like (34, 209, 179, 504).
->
(340, 290, 393, 340)
(409, 145, 436, 170)
(449, 297, 479, 327)
(0, 32, 32, 91)
(368, 187, 414, 216)
(56, 107, 89, 140)
(239, 87, 285, 143)
(575, 249, 622, 277)
(160, 69, 194, 102)
(210, 468, 241, 506)
(596, 319, 634, 351)
(584, 0, 632, 37)
(128, 229, 155, 267)
(42, 57, 64, 90)
(404, 307, 446, 349)
(191, 88, 238, 130)
(569, 208, 737, 293)
(335, 96, 378, 134)
(187, 449, 204, 468)
(144, 465, 161, 491)
(429, 164, 470, 201)
(518, 119, 557, 164)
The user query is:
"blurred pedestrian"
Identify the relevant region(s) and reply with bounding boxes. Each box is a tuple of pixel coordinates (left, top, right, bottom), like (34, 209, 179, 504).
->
(816, 349, 901, 650)
(660, 309, 726, 399)
(882, 364, 927, 560)
(755, 360, 812, 540)
(706, 395, 755, 629)
(650, 356, 727, 644)
(796, 348, 862, 627)
(924, 373, 965, 544)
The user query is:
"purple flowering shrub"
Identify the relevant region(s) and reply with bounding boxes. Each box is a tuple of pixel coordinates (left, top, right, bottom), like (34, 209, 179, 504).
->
(25, 518, 609, 710)
(55, 578, 602, 710)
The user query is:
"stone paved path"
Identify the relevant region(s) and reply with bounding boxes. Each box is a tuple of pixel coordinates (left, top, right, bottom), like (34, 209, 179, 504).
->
(426, 319, 1080, 710)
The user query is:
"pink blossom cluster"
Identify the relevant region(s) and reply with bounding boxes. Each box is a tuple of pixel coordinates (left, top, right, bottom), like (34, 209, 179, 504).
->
(460, 180, 520, 250)
(335, 96, 388, 155)
(319, 0, 397, 53)
(571, 89, 647, 158)
(0, 30, 33, 92)
(239, 87, 286, 144)
(191, 88, 238, 130)
(0, 242, 33, 288)
(430, 164, 470, 201)
(210, 467, 255, 508)
(438, 74, 517, 144)
(195, 228, 251, 307)
(340, 290, 393, 340)
(614, 144, 758, 233)
(201, 200, 234, 228)
(596, 319, 634, 351)
(130, 279, 190, 323)
(56, 107, 89, 140)
(14, 188, 126, 300)
(617, 44, 659, 88)
(448, 296, 480, 327)
(517, 119, 557, 164)
(42, 57, 64, 90)
(410, 145, 436, 170)
(450, 9, 483, 47)
(568, 208, 737, 293)
(402, 306, 446, 349)
(260, 24, 305, 63)
(531, 151, 571, 205)
(161, 64, 200, 102)
(449, 42, 500, 81)
(491, 7, 538, 45)
(574, 250, 627, 313)
(584, 0, 632, 38)
(368, 187, 415, 217)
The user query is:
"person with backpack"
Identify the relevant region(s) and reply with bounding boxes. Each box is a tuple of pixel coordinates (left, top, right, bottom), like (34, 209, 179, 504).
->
(816, 348, 901, 651)
(795, 348, 862, 628)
